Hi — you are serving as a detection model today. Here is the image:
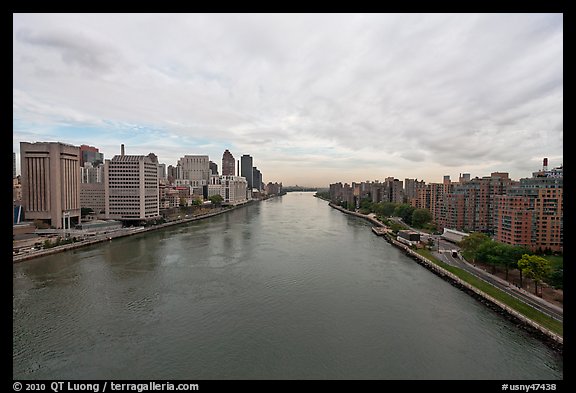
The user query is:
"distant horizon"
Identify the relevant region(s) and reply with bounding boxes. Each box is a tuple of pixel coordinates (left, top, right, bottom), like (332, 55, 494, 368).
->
(14, 138, 560, 189)
(14, 13, 562, 187)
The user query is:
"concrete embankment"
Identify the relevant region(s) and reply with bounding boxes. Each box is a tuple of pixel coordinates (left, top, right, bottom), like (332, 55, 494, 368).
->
(13, 200, 256, 264)
(327, 202, 563, 350)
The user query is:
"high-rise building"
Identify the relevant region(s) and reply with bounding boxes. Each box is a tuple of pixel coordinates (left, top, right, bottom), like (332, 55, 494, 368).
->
(167, 165, 178, 183)
(147, 152, 158, 164)
(209, 161, 219, 176)
(222, 149, 235, 176)
(158, 163, 167, 181)
(241, 154, 253, 190)
(494, 163, 563, 252)
(177, 155, 210, 188)
(80, 162, 105, 217)
(20, 141, 81, 229)
(104, 146, 159, 221)
(79, 144, 104, 166)
(265, 182, 283, 195)
(81, 162, 104, 184)
(436, 172, 514, 233)
(252, 167, 262, 191)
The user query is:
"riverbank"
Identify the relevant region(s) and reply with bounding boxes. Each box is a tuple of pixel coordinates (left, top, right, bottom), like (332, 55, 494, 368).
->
(326, 201, 563, 351)
(13, 199, 258, 264)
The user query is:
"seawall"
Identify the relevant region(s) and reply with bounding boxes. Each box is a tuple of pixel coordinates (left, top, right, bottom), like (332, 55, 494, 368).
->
(13, 200, 257, 264)
(326, 201, 563, 350)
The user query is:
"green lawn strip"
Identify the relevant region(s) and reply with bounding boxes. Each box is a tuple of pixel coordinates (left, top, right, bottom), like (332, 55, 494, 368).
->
(416, 249, 563, 336)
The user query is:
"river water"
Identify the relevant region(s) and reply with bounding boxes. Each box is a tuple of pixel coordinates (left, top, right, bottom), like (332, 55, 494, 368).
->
(13, 192, 562, 380)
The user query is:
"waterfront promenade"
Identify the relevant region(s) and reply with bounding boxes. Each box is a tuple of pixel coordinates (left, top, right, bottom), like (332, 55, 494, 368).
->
(13, 200, 255, 264)
(326, 201, 563, 349)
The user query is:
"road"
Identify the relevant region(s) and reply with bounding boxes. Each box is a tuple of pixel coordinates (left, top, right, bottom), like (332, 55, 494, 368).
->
(387, 217, 563, 323)
(435, 251, 563, 322)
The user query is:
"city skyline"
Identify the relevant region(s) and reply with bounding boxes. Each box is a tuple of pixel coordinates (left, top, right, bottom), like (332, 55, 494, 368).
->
(13, 13, 563, 186)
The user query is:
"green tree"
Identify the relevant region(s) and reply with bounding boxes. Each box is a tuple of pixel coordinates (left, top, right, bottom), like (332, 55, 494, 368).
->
(517, 254, 552, 296)
(548, 268, 563, 290)
(209, 194, 224, 206)
(411, 208, 432, 228)
(458, 232, 490, 262)
(191, 198, 202, 206)
(359, 197, 373, 214)
(504, 245, 531, 283)
(179, 197, 187, 207)
(381, 202, 397, 217)
(394, 204, 415, 225)
(475, 240, 500, 273)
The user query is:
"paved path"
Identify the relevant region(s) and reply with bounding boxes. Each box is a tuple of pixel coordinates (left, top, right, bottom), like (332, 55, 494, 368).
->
(435, 251, 563, 322)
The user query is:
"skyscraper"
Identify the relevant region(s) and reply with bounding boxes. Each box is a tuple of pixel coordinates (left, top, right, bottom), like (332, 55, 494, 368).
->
(252, 167, 262, 191)
(105, 146, 159, 221)
(177, 155, 210, 187)
(222, 149, 235, 176)
(241, 154, 253, 190)
(20, 142, 81, 229)
(79, 144, 104, 166)
(209, 161, 218, 176)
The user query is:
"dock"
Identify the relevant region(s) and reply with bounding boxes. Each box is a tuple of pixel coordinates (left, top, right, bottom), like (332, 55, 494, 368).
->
(371, 226, 389, 236)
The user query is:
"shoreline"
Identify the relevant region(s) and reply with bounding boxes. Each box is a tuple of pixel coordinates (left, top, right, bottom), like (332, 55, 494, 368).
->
(13, 199, 259, 264)
(325, 200, 563, 352)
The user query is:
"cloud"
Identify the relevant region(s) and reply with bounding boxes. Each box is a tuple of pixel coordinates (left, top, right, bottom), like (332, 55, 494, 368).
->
(15, 28, 121, 74)
(13, 13, 563, 185)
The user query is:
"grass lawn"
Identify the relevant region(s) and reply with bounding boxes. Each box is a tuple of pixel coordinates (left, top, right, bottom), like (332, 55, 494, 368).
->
(416, 248, 563, 337)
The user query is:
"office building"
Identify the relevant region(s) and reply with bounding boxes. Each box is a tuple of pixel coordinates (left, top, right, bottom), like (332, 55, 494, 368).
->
(241, 154, 253, 190)
(79, 144, 104, 166)
(20, 141, 81, 229)
(177, 155, 210, 188)
(104, 147, 159, 221)
(222, 149, 235, 176)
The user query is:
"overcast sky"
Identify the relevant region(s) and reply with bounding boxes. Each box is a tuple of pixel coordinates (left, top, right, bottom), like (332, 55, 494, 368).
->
(13, 13, 563, 186)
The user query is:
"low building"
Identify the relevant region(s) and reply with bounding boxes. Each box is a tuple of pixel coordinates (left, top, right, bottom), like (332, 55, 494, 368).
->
(208, 175, 248, 205)
(441, 228, 469, 243)
(397, 230, 421, 246)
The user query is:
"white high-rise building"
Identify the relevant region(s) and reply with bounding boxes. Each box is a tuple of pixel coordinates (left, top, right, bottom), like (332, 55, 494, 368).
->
(104, 149, 159, 221)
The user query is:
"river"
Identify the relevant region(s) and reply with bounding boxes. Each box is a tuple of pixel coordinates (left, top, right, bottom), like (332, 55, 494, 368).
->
(13, 192, 563, 379)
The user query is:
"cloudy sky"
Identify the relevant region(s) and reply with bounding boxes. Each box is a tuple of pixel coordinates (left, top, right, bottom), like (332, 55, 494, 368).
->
(13, 13, 563, 186)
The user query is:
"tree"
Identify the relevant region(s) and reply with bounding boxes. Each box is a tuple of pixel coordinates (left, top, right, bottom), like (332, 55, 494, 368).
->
(411, 208, 432, 228)
(394, 204, 415, 225)
(381, 202, 397, 217)
(517, 254, 552, 296)
(504, 245, 531, 283)
(359, 197, 372, 211)
(191, 198, 202, 206)
(209, 194, 224, 206)
(458, 232, 490, 263)
(475, 240, 500, 273)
